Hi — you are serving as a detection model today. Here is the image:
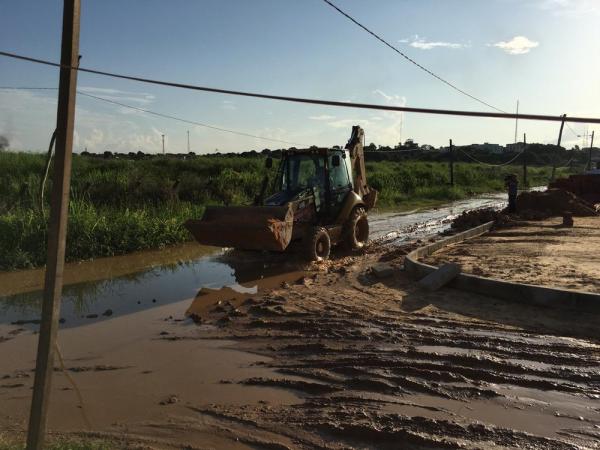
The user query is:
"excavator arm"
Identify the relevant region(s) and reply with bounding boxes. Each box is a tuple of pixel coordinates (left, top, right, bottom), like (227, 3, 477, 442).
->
(345, 126, 378, 210)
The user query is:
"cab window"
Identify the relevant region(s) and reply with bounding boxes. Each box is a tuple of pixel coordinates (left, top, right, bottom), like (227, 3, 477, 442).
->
(328, 153, 351, 189)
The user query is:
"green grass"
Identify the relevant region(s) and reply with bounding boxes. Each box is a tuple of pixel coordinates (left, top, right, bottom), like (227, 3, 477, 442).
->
(0, 434, 115, 450)
(0, 151, 577, 271)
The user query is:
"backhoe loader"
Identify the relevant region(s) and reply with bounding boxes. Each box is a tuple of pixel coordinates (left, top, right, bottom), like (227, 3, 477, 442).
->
(184, 126, 377, 261)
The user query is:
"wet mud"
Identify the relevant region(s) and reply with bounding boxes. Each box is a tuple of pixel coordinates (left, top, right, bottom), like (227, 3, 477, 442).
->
(2, 193, 598, 449)
(184, 242, 600, 449)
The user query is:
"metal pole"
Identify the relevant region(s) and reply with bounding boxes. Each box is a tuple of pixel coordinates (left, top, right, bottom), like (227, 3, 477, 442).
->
(187, 130, 190, 153)
(589, 130, 595, 171)
(523, 133, 527, 187)
(27, 1, 80, 448)
(553, 114, 567, 181)
(449, 139, 454, 187)
(514, 100, 519, 144)
(162, 134, 165, 155)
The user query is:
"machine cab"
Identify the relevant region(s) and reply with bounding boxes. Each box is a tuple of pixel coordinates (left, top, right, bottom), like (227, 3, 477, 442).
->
(266, 148, 353, 219)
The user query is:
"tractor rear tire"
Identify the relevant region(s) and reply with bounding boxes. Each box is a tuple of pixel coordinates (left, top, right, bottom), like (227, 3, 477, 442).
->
(345, 207, 369, 250)
(303, 227, 331, 261)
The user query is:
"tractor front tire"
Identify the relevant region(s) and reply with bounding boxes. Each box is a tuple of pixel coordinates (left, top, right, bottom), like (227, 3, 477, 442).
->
(345, 207, 369, 250)
(303, 227, 331, 262)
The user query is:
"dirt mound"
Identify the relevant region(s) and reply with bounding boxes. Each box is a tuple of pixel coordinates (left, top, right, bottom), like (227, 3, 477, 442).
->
(550, 174, 600, 205)
(517, 189, 598, 217)
(451, 208, 512, 231)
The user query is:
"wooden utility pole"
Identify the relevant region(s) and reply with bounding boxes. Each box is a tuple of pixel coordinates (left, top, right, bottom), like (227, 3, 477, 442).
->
(27, 1, 80, 449)
(553, 114, 567, 181)
(522, 133, 528, 187)
(588, 130, 595, 171)
(449, 139, 454, 187)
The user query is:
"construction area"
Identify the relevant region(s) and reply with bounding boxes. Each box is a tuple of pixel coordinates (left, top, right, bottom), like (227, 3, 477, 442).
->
(2, 180, 600, 449)
(2, 1, 600, 449)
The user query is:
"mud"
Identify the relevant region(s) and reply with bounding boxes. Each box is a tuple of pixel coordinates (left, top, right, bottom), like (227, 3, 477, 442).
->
(2, 195, 599, 449)
(425, 216, 600, 292)
(177, 241, 600, 449)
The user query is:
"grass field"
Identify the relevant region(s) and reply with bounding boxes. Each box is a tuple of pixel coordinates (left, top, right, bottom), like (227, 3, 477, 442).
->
(0, 151, 576, 271)
(0, 433, 113, 450)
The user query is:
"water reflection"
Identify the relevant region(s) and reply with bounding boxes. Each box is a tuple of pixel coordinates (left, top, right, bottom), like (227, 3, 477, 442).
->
(1, 191, 536, 329)
(0, 247, 305, 329)
(1, 255, 236, 327)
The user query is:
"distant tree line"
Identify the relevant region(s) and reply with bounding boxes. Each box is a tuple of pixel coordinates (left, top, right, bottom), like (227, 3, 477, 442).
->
(78, 140, 597, 168)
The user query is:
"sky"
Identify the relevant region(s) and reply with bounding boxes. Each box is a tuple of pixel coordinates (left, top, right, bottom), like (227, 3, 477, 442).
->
(0, 0, 599, 154)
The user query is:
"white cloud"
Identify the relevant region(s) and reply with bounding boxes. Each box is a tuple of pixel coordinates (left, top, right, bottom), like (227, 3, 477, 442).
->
(492, 36, 539, 55)
(401, 35, 468, 50)
(315, 90, 407, 146)
(78, 86, 155, 105)
(221, 100, 237, 111)
(309, 114, 336, 121)
(537, 0, 600, 16)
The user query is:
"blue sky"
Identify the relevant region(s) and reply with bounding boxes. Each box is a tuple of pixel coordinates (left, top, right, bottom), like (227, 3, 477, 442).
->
(1, 0, 598, 153)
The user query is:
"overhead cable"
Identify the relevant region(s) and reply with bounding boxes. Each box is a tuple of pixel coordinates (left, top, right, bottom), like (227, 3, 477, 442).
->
(1, 50, 600, 124)
(458, 147, 524, 167)
(0, 86, 303, 146)
(321, 0, 506, 113)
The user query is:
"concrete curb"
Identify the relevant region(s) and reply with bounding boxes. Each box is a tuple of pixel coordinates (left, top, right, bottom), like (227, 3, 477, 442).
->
(404, 221, 600, 313)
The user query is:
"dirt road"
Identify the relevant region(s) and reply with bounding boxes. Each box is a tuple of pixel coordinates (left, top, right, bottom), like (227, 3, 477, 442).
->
(1, 240, 600, 448)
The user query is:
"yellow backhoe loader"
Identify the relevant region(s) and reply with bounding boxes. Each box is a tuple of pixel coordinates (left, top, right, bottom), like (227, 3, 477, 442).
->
(184, 126, 377, 260)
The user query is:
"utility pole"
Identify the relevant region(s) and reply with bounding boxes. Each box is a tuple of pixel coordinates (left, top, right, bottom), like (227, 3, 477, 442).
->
(187, 130, 190, 153)
(588, 130, 595, 171)
(27, 1, 80, 449)
(522, 133, 528, 187)
(553, 114, 567, 181)
(449, 139, 454, 187)
(514, 100, 519, 144)
(161, 134, 165, 155)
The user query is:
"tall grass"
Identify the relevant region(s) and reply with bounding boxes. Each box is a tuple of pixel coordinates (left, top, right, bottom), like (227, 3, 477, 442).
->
(0, 152, 575, 271)
(0, 433, 114, 450)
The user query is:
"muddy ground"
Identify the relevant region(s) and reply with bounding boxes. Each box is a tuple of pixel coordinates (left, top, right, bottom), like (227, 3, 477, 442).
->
(1, 234, 600, 449)
(425, 216, 600, 293)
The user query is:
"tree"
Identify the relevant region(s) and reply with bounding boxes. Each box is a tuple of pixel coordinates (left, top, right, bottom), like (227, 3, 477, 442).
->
(0, 135, 8, 151)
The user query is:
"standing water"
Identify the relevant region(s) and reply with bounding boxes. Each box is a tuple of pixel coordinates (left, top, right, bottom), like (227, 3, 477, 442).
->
(0, 191, 512, 327)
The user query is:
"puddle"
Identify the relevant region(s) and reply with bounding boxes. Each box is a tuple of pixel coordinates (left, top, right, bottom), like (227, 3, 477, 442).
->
(370, 187, 546, 243)
(0, 190, 541, 329)
(0, 247, 302, 329)
(369, 192, 507, 242)
(0, 298, 302, 431)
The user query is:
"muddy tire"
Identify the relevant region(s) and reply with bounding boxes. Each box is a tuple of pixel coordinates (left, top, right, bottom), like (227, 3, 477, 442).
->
(303, 227, 331, 261)
(344, 207, 369, 250)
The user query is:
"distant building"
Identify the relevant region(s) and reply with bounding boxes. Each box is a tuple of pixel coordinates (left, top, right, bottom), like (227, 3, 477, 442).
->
(506, 142, 525, 153)
(473, 143, 504, 154)
(395, 139, 419, 151)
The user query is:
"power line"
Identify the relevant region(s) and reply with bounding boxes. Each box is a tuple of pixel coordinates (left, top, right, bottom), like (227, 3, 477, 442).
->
(565, 122, 580, 138)
(77, 92, 302, 146)
(458, 147, 524, 167)
(321, 0, 506, 113)
(1, 50, 600, 124)
(0, 86, 303, 146)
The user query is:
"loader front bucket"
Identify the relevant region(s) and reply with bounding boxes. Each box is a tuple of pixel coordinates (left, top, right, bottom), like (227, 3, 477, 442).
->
(184, 205, 293, 252)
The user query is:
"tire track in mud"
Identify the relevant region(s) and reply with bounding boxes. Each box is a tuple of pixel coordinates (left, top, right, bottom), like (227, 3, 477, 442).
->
(184, 246, 600, 449)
